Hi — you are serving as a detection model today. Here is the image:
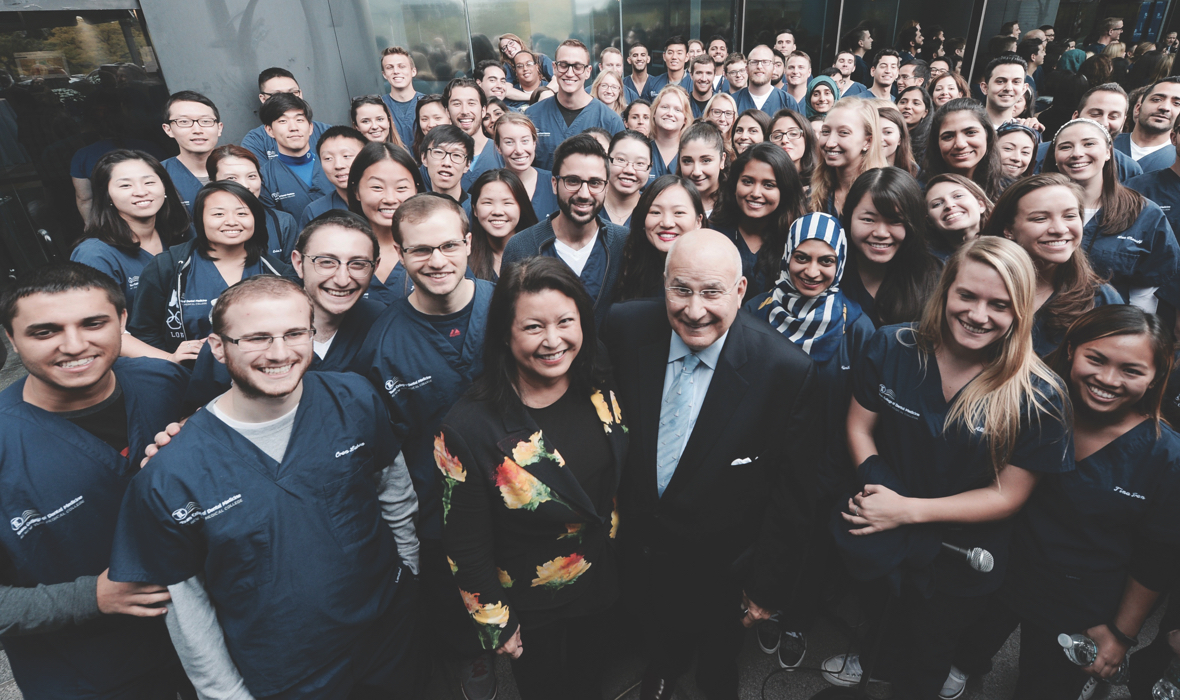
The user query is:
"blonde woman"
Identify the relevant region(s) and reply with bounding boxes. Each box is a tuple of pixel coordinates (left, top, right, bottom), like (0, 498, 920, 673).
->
(810, 97, 889, 214)
(649, 85, 692, 177)
(702, 92, 738, 158)
(494, 112, 559, 218)
(823, 236, 1072, 698)
(591, 69, 627, 115)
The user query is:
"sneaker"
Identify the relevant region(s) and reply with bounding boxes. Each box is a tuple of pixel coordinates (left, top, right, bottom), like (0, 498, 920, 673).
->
(756, 617, 781, 654)
(1078, 677, 1098, 700)
(940, 666, 968, 699)
(778, 630, 807, 669)
(460, 652, 498, 700)
(821, 654, 890, 687)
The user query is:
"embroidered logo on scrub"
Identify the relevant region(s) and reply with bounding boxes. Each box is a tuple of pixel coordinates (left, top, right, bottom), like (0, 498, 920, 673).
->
(878, 384, 921, 419)
(384, 375, 433, 397)
(10, 496, 85, 539)
(171, 494, 243, 525)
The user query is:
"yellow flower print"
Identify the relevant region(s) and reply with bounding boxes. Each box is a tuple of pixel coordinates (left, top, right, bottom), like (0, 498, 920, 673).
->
(447, 557, 458, 575)
(497, 568, 514, 588)
(531, 554, 592, 591)
(495, 457, 566, 510)
(591, 390, 614, 433)
(610, 391, 628, 433)
(558, 523, 584, 542)
(460, 588, 511, 649)
(610, 507, 619, 540)
(434, 433, 466, 525)
(512, 431, 564, 467)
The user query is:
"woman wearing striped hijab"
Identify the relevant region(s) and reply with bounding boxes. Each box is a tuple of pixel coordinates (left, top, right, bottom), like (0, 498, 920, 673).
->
(741, 212, 876, 668)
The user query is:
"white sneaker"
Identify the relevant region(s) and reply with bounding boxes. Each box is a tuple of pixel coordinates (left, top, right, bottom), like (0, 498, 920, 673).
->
(821, 654, 888, 687)
(1078, 677, 1098, 700)
(940, 666, 968, 699)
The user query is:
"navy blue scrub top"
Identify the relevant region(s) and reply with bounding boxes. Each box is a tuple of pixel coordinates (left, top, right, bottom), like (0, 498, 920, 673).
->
(1004, 420, 1180, 632)
(1126, 168, 1180, 244)
(716, 225, 766, 296)
(529, 167, 560, 219)
(299, 190, 350, 230)
(70, 239, 157, 317)
(381, 91, 426, 150)
(650, 142, 679, 179)
(264, 206, 298, 261)
(366, 262, 414, 306)
(852, 324, 1074, 595)
(0, 359, 189, 699)
(183, 297, 385, 412)
(108, 372, 405, 697)
(182, 256, 273, 340)
(541, 230, 610, 302)
(1082, 200, 1180, 301)
(259, 154, 334, 220)
(162, 157, 203, 214)
(1031, 283, 1123, 357)
(351, 279, 494, 540)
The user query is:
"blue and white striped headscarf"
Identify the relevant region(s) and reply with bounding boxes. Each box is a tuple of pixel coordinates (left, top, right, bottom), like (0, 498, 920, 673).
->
(766, 213, 857, 362)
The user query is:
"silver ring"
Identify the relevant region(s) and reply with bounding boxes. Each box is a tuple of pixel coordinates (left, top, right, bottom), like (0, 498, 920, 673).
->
(853, 506, 860, 517)
(740, 606, 749, 615)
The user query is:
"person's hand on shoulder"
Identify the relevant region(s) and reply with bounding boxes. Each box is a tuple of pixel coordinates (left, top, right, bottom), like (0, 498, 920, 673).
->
(140, 417, 188, 468)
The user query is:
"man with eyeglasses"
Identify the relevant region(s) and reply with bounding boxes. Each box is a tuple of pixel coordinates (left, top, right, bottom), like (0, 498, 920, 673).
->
(420, 125, 473, 206)
(0, 263, 191, 700)
(503, 133, 627, 327)
(645, 35, 693, 100)
(110, 273, 421, 700)
(160, 90, 223, 215)
(689, 55, 716, 118)
(733, 45, 800, 118)
(527, 39, 625, 171)
(1087, 17, 1124, 55)
(380, 47, 426, 148)
(723, 53, 748, 94)
(257, 93, 334, 220)
(352, 193, 497, 700)
(241, 68, 331, 164)
(602, 228, 816, 700)
(183, 213, 386, 410)
(507, 49, 547, 109)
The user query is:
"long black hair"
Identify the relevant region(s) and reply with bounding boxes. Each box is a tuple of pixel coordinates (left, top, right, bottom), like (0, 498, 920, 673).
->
(412, 94, 445, 163)
(82, 149, 190, 252)
(467, 169, 539, 281)
(841, 167, 941, 325)
(471, 257, 609, 407)
(924, 98, 1008, 200)
(615, 175, 705, 302)
(192, 180, 269, 264)
(710, 142, 806, 298)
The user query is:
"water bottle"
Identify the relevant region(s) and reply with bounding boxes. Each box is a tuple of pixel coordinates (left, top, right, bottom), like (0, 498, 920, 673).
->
(1057, 633, 1130, 685)
(1154, 659, 1180, 699)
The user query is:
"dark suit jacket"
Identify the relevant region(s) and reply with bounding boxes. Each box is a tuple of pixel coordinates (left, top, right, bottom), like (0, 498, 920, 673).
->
(437, 385, 628, 650)
(603, 299, 818, 610)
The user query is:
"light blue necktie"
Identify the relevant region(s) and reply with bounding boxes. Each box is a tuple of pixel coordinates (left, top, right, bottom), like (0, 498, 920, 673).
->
(656, 354, 700, 497)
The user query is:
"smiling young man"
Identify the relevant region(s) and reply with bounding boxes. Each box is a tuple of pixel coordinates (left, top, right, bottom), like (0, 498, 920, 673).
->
(0, 263, 190, 700)
(502, 134, 627, 327)
(708, 35, 729, 89)
(257, 93, 334, 218)
(110, 274, 420, 700)
(1115, 77, 1180, 173)
(784, 51, 812, 105)
(240, 68, 331, 164)
(625, 42, 653, 102)
(443, 78, 499, 190)
(689, 55, 716, 118)
(420, 125, 473, 205)
(645, 35, 693, 100)
(981, 54, 1028, 127)
(299, 126, 367, 228)
(833, 50, 871, 97)
(724, 53, 748, 94)
(868, 48, 901, 101)
(380, 47, 426, 148)
(528, 39, 625, 171)
(351, 193, 497, 700)
(475, 60, 509, 104)
(734, 45, 799, 117)
(160, 90, 223, 214)
(1127, 118, 1180, 237)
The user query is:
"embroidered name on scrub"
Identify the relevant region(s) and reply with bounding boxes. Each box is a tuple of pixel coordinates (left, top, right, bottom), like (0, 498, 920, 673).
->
(384, 375, 433, 397)
(9, 496, 84, 539)
(170, 493, 243, 525)
(878, 384, 921, 419)
(1113, 486, 1146, 500)
(335, 442, 366, 458)
(1117, 235, 1144, 245)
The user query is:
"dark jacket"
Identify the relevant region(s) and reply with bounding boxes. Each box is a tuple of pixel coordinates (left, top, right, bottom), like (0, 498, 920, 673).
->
(127, 239, 295, 352)
(501, 214, 629, 328)
(437, 385, 628, 650)
(602, 299, 818, 611)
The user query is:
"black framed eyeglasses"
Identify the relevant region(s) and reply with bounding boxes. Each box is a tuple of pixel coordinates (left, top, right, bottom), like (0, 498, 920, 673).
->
(557, 175, 608, 193)
(169, 117, 219, 128)
(220, 328, 316, 352)
(304, 255, 376, 277)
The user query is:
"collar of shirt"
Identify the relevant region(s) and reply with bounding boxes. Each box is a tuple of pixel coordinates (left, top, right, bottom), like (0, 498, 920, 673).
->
(667, 328, 729, 370)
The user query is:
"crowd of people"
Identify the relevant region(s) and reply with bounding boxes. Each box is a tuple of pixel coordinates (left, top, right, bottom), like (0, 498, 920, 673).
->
(6, 17, 1180, 700)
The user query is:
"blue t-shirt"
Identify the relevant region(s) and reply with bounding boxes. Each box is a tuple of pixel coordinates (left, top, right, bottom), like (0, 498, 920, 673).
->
(70, 238, 158, 316)
(381, 92, 425, 150)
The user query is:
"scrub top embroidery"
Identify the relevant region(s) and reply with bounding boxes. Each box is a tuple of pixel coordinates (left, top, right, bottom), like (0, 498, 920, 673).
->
(182, 255, 271, 340)
(1082, 200, 1180, 301)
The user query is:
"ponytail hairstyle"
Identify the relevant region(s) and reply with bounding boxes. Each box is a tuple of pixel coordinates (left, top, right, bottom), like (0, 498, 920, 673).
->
(842, 167, 940, 325)
(1048, 305, 1173, 434)
(1042, 117, 1145, 236)
(914, 236, 1069, 472)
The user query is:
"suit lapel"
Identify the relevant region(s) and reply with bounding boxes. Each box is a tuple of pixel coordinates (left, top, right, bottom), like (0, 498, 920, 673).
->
(662, 318, 752, 499)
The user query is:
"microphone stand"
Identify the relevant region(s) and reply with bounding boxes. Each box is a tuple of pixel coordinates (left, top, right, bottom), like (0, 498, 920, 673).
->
(809, 589, 897, 699)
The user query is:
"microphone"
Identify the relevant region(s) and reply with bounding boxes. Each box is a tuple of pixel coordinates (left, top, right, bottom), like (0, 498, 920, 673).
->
(941, 543, 995, 573)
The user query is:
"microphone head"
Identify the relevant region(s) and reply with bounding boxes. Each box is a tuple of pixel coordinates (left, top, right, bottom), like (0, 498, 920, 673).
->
(967, 548, 995, 573)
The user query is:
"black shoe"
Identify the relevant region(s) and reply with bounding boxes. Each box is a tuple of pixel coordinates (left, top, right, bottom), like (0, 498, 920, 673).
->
(778, 630, 806, 669)
(756, 618, 780, 654)
(640, 667, 676, 700)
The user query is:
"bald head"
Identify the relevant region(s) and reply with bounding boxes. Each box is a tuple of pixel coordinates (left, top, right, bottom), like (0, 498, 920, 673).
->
(664, 229, 746, 351)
